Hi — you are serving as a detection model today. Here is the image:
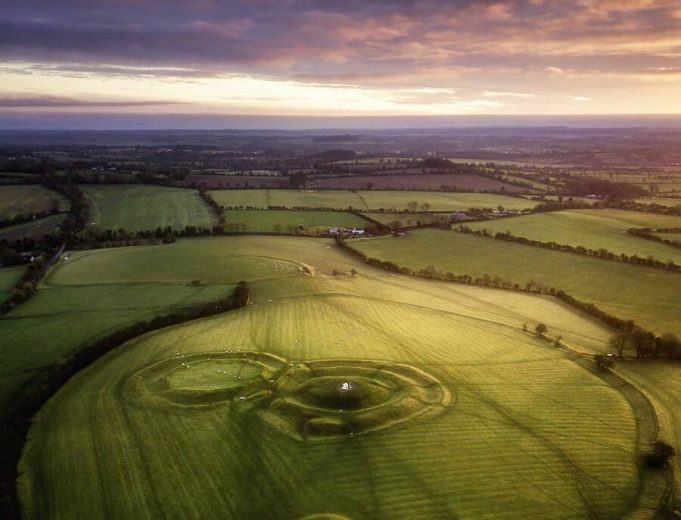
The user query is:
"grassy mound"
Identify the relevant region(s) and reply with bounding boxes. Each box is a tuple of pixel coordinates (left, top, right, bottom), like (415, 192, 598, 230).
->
(235, 359, 451, 440)
(18, 237, 640, 519)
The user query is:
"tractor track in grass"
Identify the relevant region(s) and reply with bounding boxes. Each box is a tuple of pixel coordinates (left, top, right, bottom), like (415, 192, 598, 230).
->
(549, 339, 673, 519)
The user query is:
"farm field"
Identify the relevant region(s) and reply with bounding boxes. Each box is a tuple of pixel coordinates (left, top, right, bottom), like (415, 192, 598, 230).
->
(81, 185, 217, 232)
(178, 174, 289, 189)
(352, 228, 681, 337)
(312, 173, 527, 192)
(617, 362, 681, 491)
(19, 236, 645, 520)
(364, 212, 449, 227)
(0, 266, 23, 300)
(0, 185, 67, 220)
(0, 213, 66, 242)
(636, 197, 681, 207)
(465, 209, 681, 263)
(224, 209, 368, 233)
(0, 238, 305, 415)
(209, 189, 536, 211)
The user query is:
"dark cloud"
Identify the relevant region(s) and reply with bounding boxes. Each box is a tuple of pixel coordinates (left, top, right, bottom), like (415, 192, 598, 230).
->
(0, 0, 680, 88)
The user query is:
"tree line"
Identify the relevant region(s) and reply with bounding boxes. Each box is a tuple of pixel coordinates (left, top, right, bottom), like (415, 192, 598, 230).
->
(456, 226, 681, 273)
(335, 237, 679, 361)
(0, 282, 251, 519)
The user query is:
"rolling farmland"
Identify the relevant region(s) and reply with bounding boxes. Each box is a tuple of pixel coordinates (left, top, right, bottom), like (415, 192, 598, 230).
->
(353, 228, 681, 337)
(0, 214, 67, 242)
(223, 209, 369, 232)
(0, 185, 67, 220)
(18, 236, 645, 519)
(81, 185, 217, 232)
(465, 209, 681, 263)
(209, 189, 536, 212)
(0, 266, 23, 300)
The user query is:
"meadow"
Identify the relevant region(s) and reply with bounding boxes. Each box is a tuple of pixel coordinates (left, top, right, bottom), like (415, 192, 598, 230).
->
(618, 362, 681, 492)
(0, 266, 23, 300)
(18, 236, 646, 519)
(353, 228, 681, 337)
(0, 214, 67, 242)
(636, 198, 681, 207)
(465, 209, 681, 263)
(0, 185, 68, 220)
(363, 212, 449, 227)
(223, 209, 369, 233)
(81, 185, 216, 232)
(312, 173, 526, 192)
(208, 189, 536, 211)
(0, 239, 304, 416)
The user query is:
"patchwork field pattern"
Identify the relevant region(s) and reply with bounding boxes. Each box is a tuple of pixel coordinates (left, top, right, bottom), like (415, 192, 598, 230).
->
(465, 209, 681, 263)
(209, 189, 536, 211)
(18, 237, 644, 519)
(224, 210, 369, 233)
(353, 228, 681, 337)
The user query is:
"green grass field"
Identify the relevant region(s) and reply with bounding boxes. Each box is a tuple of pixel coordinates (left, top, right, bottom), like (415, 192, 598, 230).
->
(0, 213, 66, 242)
(209, 189, 536, 211)
(19, 236, 644, 519)
(465, 209, 681, 263)
(617, 362, 681, 491)
(0, 266, 23, 300)
(0, 185, 68, 220)
(224, 210, 368, 233)
(0, 239, 304, 415)
(635, 198, 681, 207)
(363, 212, 449, 227)
(353, 228, 681, 337)
(81, 185, 217, 232)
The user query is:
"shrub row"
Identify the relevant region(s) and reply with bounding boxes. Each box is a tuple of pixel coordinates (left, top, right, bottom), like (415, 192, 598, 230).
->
(0, 282, 251, 519)
(627, 227, 681, 250)
(335, 238, 677, 360)
(456, 226, 681, 272)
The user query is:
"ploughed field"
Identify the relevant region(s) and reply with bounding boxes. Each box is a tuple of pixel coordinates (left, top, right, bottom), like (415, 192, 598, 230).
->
(352, 228, 681, 337)
(18, 236, 646, 519)
(209, 189, 536, 212)
(0, 185, 68, 220)
(465, 209, 681, 264)
(80, 184, 217, 232)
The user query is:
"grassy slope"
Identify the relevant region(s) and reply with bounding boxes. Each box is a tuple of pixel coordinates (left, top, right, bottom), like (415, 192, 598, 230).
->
(353, 228, 681, 337)
(0, 266, 24, 300)
(81, 184, 216, 232)
(0, 185, 68, 219)
(364, 212, 448, 226)
(635, 198, 681, 207)
(617, 362, 681, 492)
(466, 209, 681, 263)
(224, 209, 368, 232)
(0, 213, 66, 242)
(209, 189, 536, 211)
(18, 237, 640, 519)
(0, 239, 302, 414)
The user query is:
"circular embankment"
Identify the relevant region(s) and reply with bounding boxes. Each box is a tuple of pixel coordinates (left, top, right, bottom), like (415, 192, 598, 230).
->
(125, 352, 451, 440)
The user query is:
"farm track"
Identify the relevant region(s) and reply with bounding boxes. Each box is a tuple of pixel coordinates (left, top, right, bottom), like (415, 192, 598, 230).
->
(559, 345, 673, 519)
(335, 243, 673, 518)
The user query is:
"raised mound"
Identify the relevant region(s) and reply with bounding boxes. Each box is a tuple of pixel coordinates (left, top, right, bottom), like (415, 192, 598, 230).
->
(234, 359, 452, 440)
(126, 352, 451, 439)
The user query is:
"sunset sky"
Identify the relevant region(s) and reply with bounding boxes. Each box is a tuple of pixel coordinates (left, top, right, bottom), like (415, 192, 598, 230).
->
(2, 0, 681, 127)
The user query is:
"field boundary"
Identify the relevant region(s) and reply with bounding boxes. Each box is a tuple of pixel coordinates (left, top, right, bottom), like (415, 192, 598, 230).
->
(0, 282, 251, 519)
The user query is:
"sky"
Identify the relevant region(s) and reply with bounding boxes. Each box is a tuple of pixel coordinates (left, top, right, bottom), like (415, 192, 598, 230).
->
(1, 0, 681, 128)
